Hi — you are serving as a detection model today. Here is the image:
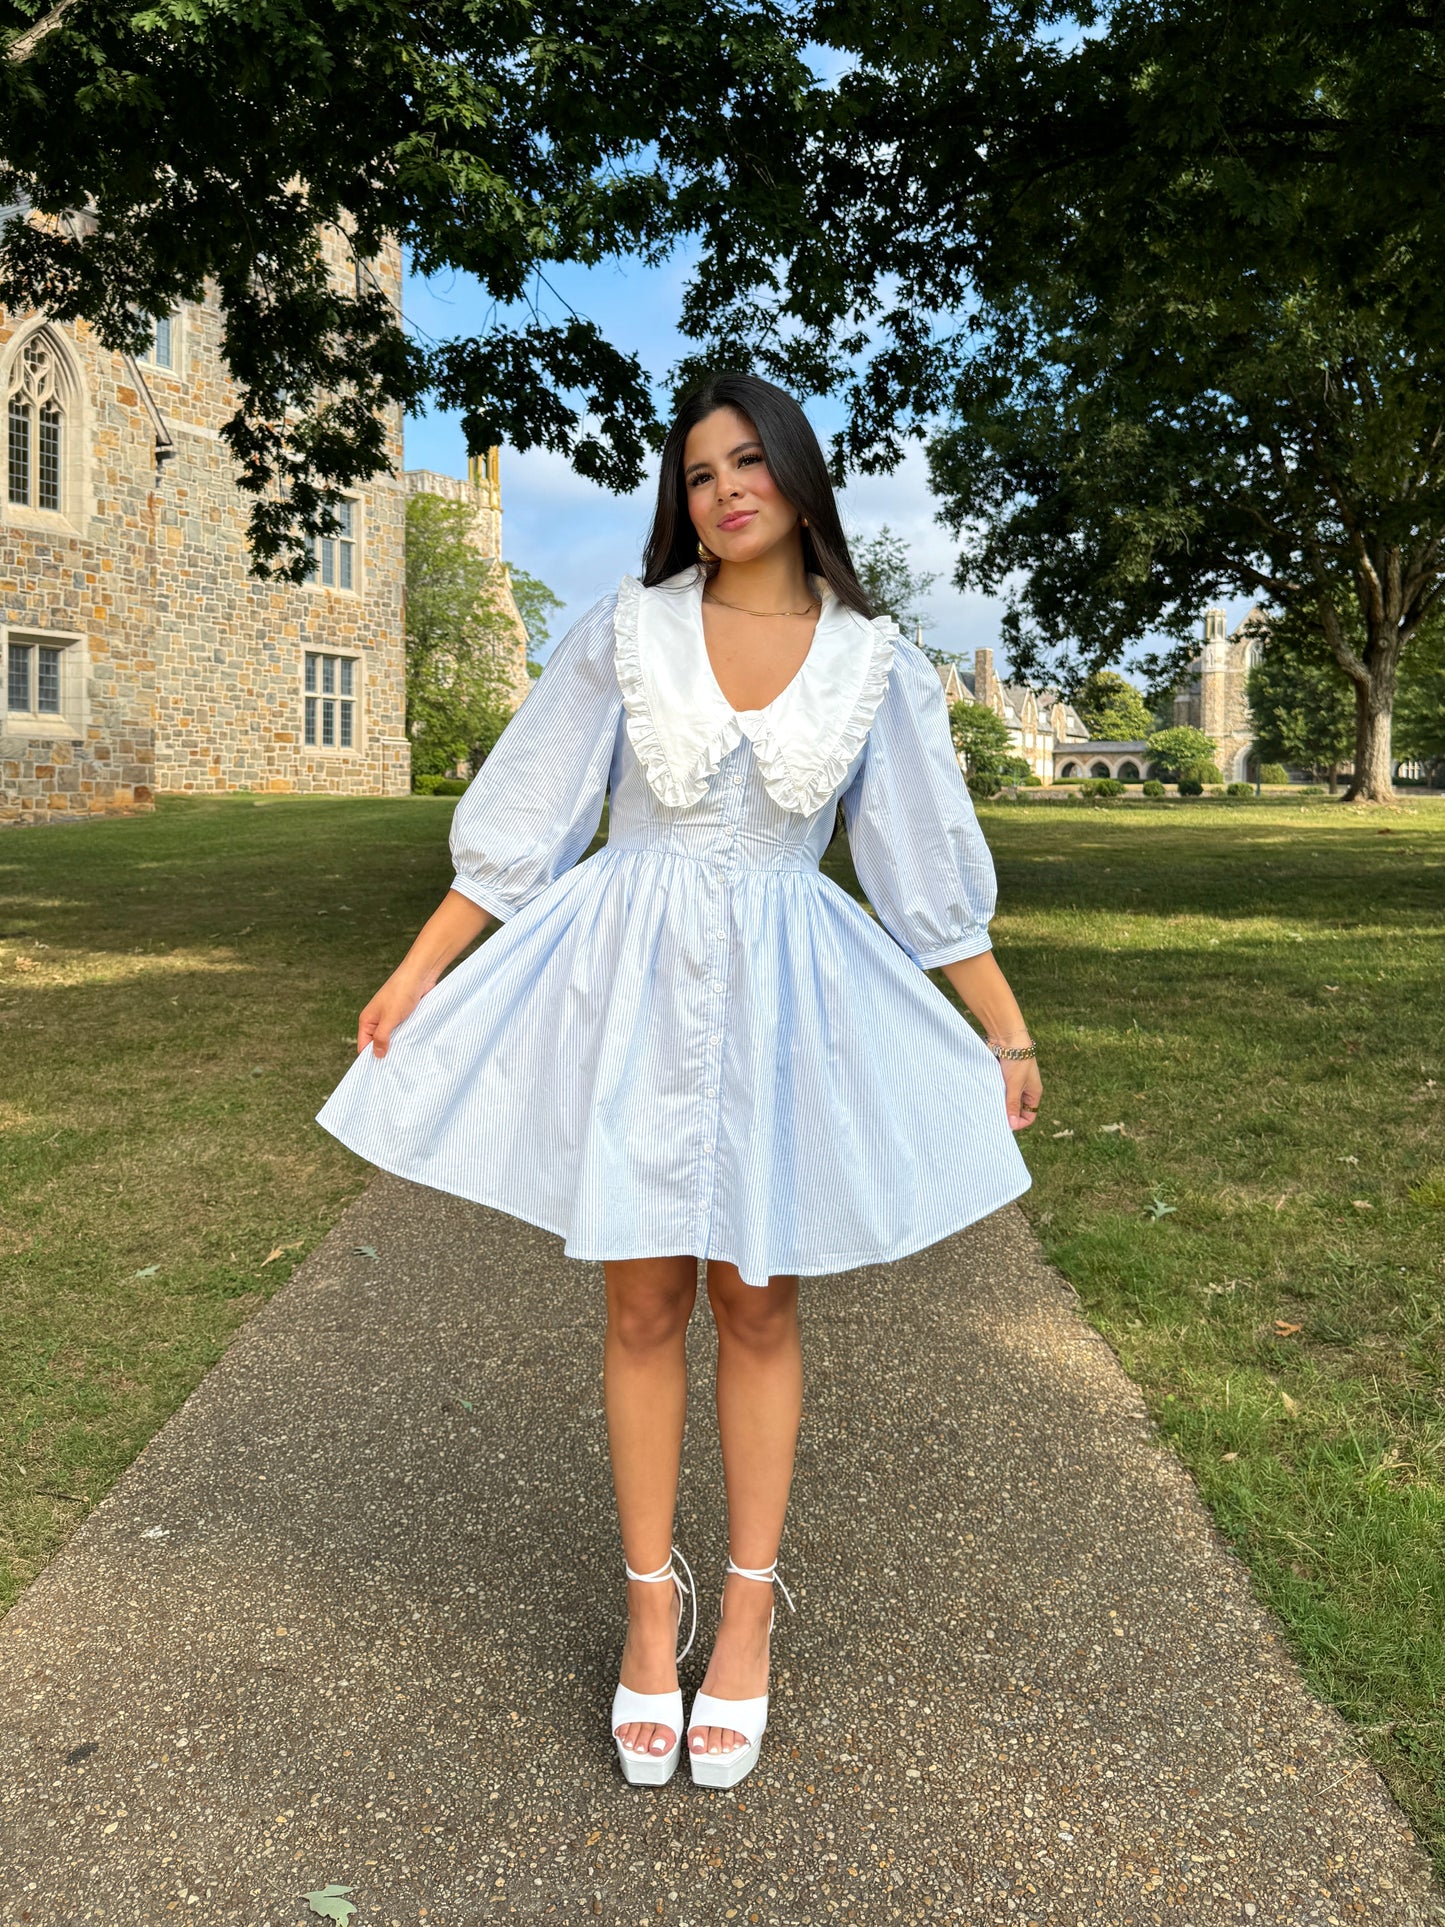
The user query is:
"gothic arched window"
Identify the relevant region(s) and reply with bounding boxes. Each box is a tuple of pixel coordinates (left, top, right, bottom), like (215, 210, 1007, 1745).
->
(7, 334, 66, 513)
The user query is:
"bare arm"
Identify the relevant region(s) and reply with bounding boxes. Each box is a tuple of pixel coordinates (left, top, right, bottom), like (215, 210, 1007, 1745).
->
(358, 888, 493, 1059)
(938, 950, 1042, 1132)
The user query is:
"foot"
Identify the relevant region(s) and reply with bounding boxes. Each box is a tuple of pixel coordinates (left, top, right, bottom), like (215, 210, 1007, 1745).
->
(689, 1569, 774, 1758)
(614, 1575, 683, 1760)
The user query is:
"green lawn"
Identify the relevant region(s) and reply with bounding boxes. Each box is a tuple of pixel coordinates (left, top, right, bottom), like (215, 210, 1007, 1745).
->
(3, 791, 1443, 1870)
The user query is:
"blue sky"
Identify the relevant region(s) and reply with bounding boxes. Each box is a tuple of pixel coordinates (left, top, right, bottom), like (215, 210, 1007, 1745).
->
(401, 252, 1251, 674)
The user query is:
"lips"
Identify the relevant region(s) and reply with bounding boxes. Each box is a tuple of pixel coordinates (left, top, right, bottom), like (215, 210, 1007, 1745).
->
(716, 510, 756, 532)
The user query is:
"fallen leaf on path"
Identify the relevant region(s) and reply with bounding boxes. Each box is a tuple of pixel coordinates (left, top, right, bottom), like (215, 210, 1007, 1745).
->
(300, 1886, 356, 1924)
(354, 1244, 379, 1259)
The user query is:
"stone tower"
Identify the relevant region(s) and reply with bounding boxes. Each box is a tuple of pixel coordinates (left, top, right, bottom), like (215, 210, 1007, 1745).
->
(403, 446, 531, 710)
(1171, 605, 1262, 780)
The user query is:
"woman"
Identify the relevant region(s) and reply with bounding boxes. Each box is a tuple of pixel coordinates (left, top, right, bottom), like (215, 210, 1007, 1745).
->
(315, 373, 1041, 1791)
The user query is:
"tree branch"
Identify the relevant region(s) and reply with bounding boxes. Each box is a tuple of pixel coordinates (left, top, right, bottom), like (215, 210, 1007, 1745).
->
(5, 0, 84, 64)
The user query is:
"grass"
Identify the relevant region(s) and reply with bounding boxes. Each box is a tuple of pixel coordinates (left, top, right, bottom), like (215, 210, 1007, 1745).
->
(3, 790, 1444, 1870)
(951, 794, 1445, 1872)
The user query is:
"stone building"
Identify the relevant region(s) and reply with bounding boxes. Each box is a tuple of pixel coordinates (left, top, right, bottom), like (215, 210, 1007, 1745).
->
(935, 646, 1089, 781)
(403, 448, 532, 712)
(2, 226, 410, 824)
(1169, 605, 1265, 781)
(940, 607, 1266, 782)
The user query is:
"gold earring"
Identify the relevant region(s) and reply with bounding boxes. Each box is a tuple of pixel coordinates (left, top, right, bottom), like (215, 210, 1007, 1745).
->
(697, 538, 717, 564)
(800, 515, 809, 528)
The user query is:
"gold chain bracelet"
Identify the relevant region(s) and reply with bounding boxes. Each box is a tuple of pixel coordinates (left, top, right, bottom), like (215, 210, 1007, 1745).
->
(986, 1039, 1037, 1061)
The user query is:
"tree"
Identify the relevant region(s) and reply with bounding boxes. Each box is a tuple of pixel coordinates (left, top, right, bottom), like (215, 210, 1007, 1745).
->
(1145, 727, 1218, 784)
(508, 568, 564, 677)
(948, 700, 1028, 793)
(0, 0, 809, 576)
(405, 494, 533, 779)
(681, 2, 1445, 803)
(852, 526, 939, 650)
(1246, 611, 1356, 792)
(1074, 670, 1153, 742)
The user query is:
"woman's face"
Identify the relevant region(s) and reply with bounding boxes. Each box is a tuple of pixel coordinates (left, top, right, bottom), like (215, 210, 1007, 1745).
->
(682, 406, 802, 565)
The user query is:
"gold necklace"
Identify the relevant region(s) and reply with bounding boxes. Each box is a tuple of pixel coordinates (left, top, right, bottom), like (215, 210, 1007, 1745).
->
(703, 590, 820, 619)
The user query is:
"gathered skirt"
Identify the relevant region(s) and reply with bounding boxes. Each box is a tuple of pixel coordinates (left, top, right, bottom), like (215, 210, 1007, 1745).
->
(315, 844, 1032, 1288)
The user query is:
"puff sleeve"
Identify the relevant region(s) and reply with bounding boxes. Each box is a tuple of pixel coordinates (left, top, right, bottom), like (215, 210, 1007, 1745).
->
(839, 638, 998, 968)
(447, 593, 624, 919)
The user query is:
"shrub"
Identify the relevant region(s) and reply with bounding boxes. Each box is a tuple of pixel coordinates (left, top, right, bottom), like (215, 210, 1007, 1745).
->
(1177, 775, 1204, 796)
(1091, 776, 1127, 797)
(413, 773, 467, 795)
(1023, 774, 1044, 787)
(1259, 763, 1290, 785)
(1142, 778, 1166, 797)
(1297, 784, 1325, 796)
(1226, 781, 1254, 797)
(966, 772, 1000, 799)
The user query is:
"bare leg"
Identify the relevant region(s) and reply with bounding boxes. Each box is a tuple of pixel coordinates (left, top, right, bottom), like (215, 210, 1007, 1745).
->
(689, 1260, 802, 1757)
(605, 1254, 697, 1758)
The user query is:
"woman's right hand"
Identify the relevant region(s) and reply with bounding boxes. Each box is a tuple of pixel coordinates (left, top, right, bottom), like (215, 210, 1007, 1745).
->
(358, 969, 434, 1059)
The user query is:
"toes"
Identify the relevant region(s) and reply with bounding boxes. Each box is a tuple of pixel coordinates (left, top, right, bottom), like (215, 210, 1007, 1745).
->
(616, 1720, 675, 1756)
(689, 1725, 744, 1756)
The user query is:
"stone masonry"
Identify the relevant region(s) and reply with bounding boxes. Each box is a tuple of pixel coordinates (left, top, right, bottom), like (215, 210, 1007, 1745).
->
(1, 225, 409, 825)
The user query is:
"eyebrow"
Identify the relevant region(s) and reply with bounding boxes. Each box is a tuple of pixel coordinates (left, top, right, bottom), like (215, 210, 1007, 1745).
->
(684, 440, 764, 479)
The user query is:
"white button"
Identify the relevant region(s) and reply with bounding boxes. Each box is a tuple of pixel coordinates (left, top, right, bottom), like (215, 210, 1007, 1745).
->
(732, 776, 742, 786)
(709, 1033, 719, 1043)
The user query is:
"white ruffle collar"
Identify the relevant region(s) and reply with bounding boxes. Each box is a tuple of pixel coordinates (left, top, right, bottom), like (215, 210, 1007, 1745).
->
(613, 565, 897, 815)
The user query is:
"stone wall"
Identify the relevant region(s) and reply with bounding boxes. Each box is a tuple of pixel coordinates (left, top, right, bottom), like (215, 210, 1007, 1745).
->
(1, 225, 409, 825)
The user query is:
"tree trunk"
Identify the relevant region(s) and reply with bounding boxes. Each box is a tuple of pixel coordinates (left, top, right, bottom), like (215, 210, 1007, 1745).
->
(1341, 664, 1398, 803)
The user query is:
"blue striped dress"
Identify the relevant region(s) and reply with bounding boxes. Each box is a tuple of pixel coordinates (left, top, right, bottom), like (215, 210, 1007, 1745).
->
(315, 567, 1031, 1287)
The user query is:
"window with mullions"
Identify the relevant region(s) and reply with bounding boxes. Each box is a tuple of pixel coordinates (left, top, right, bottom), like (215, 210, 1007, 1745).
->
(308, 498, 356, 589)
(6, 637, 66, 715)
(7, 338, 64, 512)
(304, 652, 356, 749)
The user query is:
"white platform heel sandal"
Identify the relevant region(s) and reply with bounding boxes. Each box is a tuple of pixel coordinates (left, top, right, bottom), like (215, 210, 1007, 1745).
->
(686, 1555, 796, 1790)
(610, 1544, 697, 1785)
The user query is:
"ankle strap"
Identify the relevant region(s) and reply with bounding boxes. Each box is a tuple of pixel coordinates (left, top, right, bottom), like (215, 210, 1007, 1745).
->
(623, 1542, 697, 1662)
(726, 1554, 796, 1615)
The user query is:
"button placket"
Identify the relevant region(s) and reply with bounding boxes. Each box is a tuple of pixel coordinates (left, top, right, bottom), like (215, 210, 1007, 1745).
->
(691, 748, 746, 1247)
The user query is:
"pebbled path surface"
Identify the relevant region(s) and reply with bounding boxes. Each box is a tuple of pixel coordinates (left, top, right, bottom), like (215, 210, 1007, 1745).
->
(1, 1174, 1439, 1926)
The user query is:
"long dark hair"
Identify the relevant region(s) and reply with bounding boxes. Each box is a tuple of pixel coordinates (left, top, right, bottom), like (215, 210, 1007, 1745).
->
(641, 373, 873, 618)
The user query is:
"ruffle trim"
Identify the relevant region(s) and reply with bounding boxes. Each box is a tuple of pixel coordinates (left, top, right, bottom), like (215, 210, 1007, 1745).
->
(740, 616, 898, 815)
(613, 572, 739, 809)
(613, 572, 900, 816)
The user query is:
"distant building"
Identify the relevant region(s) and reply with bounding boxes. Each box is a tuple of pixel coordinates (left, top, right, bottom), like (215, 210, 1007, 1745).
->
(403, 448, 532, 714)
(940, 606, 1267, 782)
(936, 647, 1089, 782)
(1170, 606, 1265, 781)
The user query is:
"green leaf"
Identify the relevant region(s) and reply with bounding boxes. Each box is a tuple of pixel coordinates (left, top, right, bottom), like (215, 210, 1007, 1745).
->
(353, 1245, 378, 1260)
(300, 1885, 356, 1924)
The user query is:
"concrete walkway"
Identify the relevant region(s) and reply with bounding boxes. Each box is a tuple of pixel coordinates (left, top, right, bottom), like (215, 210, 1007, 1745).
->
(1, 1176, 1439, 1927)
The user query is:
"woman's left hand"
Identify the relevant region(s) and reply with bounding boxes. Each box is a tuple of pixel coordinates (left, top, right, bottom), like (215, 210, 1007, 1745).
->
(1002, 1056, 1042, 1132)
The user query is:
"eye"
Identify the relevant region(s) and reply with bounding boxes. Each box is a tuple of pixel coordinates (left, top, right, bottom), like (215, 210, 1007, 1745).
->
(687, 470, 712, 489)
(737, 452, 763, 468)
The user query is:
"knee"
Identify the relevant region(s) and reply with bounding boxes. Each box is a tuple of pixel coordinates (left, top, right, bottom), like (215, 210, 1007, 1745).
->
(607, 1275, 695, 1355)
(709, 1272, 798, 1354)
